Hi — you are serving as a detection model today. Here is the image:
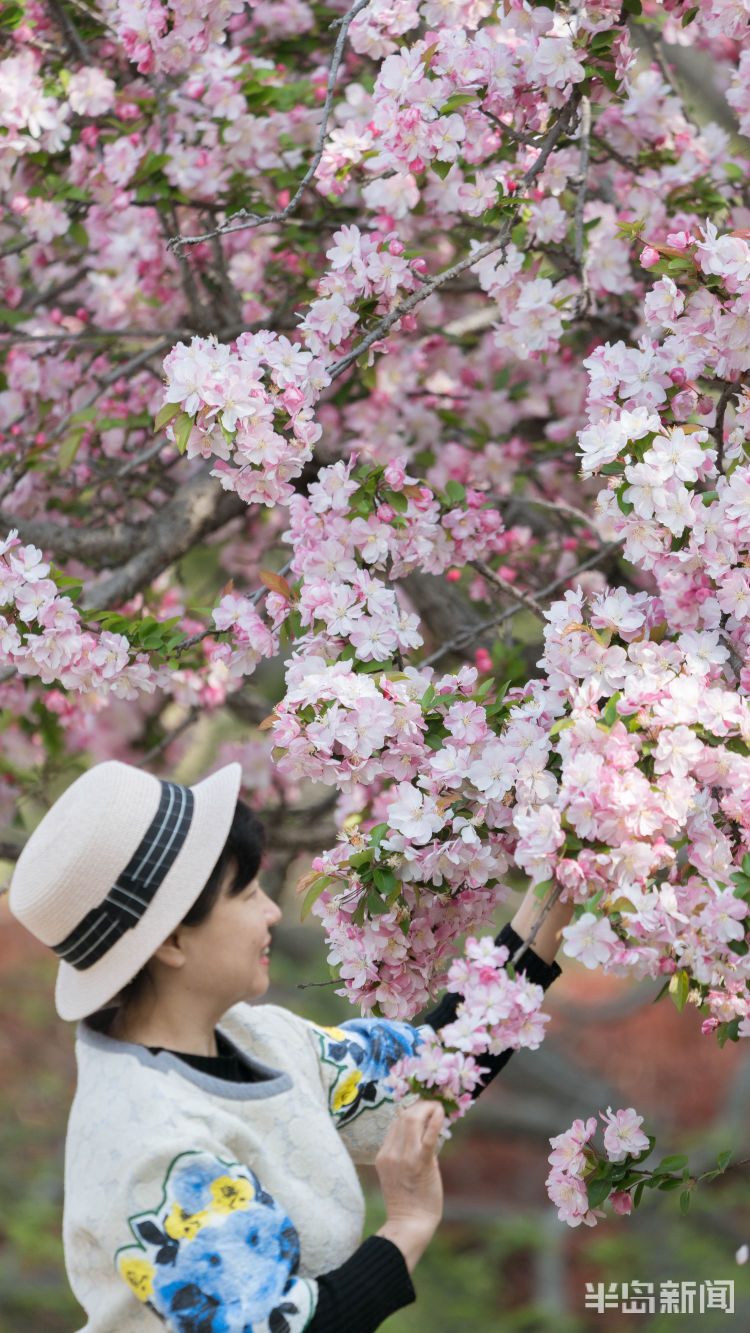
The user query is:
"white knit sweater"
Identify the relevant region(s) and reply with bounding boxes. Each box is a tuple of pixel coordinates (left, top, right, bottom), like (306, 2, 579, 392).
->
(63, 1002, 426, 1333)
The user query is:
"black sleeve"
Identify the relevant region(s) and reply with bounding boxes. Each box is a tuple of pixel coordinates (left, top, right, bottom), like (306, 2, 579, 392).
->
(422, 921, 562, 1098)
(307, 1235, 415, 1333)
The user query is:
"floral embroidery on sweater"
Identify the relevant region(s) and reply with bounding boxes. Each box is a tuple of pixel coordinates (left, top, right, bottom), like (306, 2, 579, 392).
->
(315, 1018, 424, 1126)
(116, 1151, 316, 1333)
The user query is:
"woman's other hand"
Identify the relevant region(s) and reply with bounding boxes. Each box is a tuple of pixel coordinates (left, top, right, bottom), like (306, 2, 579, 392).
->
(374, 1100, 445, 1272)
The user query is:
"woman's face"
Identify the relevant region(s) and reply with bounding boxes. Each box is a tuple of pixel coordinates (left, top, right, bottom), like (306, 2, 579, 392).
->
(178, 871, 283, 1010)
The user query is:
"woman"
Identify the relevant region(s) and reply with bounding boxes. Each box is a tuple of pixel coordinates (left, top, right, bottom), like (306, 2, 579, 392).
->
(9, 759, 570, 1333)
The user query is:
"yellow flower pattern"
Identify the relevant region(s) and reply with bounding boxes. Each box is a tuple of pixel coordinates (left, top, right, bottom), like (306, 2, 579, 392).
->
(210, 1174, 254, 1213)
(332, 1069, 362, 1113)
(164, 1203, 210, 1240)
(119, 1255, 155, 1302)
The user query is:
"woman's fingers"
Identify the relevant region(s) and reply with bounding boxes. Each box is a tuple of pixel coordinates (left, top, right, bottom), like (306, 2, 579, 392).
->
(419, 1101, 445, 1151)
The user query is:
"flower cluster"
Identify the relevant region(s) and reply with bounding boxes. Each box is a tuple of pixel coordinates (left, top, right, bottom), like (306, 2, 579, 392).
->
(0, 531, 156, 699)
(387, 935, 549, 1122)
(546, 1107, 650, 1227)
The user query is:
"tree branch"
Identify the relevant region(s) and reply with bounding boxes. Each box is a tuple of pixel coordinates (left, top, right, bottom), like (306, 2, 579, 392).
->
(80, 469, 248, 609)
(509, 882, 565, 968)
(0, 511, 138, 566)
(468, 558, 547, 621)
(422, 538, 624, 667)
(572, 94, 592, 314)
(169, 0, 373, 253)
(325, 92, 582, 383)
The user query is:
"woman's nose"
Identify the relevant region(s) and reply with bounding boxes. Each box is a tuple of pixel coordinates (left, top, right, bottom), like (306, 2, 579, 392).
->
(265, 891, 283, 924)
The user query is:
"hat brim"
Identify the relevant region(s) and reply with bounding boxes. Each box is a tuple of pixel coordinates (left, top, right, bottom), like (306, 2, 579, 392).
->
(55, 762, 242, 1021)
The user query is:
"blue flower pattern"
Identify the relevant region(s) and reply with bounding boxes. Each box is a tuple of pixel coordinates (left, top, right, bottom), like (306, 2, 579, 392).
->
(116, 1153, 316, 1333)
(315, 1018, 426, 1126)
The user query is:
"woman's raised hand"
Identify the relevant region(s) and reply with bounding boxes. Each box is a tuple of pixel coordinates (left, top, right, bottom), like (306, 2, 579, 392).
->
(375, 1100, 445, 1273)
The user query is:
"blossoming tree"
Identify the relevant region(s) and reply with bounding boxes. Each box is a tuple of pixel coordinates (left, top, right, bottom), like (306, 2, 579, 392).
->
(3, 0, 750, 1225)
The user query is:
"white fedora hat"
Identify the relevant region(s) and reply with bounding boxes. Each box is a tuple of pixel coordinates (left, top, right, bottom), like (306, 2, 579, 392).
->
(9, 759, 242, 1021)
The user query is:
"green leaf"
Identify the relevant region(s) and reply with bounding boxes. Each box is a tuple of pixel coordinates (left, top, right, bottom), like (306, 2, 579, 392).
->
(616, 485, 634, 517)
(679, 1189, 692, 1214)
(370, 823, 389, 849)
(445, 480, 466, 506)
(421, 684, 436, 708)
(431, 160, 452, 180)
(131, 150, 172, 184)
(586, 1177, 612, 1209)
(173, 412, 193, 454)
(668, 968, 690, 1012)
(383, 489, 408, 514)
(717, 1149, 732, 1172)
(300, 874, 331, 920)
(632, 1181, 645, 1208)
(57, 428, 85, 469)
(656, 1155, 689, 1173)
(0, 2, 26, 29)
(439, 93, 475, 114)
(373, 867, 397, 895)
(69, 220, 89, 247)
(658, 1176, 684, 1191)
(155, 400, 182, 432)
(601, 692, 621, 729)
(367, 888, 390, 916)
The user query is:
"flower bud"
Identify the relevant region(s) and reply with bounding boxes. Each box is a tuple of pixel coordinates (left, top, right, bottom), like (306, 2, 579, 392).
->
(640, 246, 660, 269)
(610, 1191, 633, 1216)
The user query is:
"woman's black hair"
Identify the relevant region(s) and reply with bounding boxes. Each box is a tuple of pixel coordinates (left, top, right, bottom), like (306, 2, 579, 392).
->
(180, 798, 266, 928)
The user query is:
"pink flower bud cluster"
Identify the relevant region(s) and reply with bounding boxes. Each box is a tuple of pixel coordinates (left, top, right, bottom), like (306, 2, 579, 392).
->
(110, 0, 245, 75)
(387, 935, 550, 1122)
(546, 1107, 649, 1227)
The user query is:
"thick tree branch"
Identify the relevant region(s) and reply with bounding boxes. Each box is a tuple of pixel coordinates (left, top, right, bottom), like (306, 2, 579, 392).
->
(0, 511, 138, 566)
(80, 470, 247, 609)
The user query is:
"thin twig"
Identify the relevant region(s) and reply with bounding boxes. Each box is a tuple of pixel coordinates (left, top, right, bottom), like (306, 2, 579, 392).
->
(47, 0, 91, 63)
(711, 378, 742, 473)
(135, 706, 201, 767)
(421, 538, 624, 667)
(509, 882, 565, 968)
(572, 95, 591, 315)
(325, 93, 582, 383)
(45, 337, 175, 445)
(492, 493, 596, 531)
(115, 438, 169, 477)
(468, 559, 547, 621)
(169, 0, 372, 253)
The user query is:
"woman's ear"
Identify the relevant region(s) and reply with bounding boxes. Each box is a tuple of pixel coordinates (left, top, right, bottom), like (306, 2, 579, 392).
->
(151, 930, 186, 970)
